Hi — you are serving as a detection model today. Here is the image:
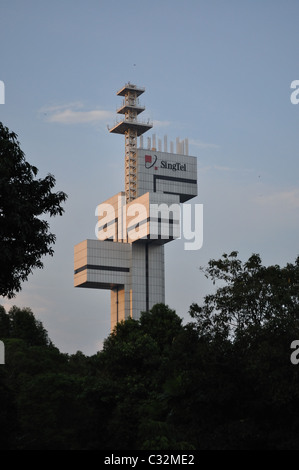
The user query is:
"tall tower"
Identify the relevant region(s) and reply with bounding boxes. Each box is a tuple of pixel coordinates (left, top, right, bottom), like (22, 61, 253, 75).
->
(109, 83, 152, 202)
(74, 83, 198, 331)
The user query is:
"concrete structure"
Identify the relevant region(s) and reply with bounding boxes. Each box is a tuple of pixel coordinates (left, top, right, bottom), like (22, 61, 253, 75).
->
(74, 83, 198, 330)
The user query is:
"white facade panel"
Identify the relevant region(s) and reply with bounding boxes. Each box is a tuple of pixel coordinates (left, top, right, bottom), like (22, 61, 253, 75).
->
(137, 148, 197, 202)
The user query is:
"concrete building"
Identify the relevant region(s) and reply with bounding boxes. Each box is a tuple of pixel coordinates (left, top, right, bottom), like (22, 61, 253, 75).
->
(74, 83, 198, 330)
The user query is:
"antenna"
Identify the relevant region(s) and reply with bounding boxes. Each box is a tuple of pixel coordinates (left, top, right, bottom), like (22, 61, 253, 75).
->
(185, 138, 189, 156)
(164, 135, 168, 152)
(109, 83, 152, 202)
(176, 137, 180, 154)
(152, 133, 156, 150)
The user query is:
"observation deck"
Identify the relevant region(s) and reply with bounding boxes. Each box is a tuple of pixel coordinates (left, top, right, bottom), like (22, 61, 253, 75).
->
(109, 118, 152, 136)
(116, 83, 145, 97)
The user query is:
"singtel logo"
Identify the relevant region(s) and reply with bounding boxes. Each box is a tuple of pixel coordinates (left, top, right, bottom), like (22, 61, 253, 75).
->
(161, 161, 186, 172)
(145, 154, 186, 172)
(145, 154, 158, 169)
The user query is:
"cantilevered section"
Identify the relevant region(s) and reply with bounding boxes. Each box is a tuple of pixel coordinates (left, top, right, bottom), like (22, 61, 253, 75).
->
(109, 119, 152, 136)
(117, 101, 145, 115)
(116, 83, 145, 97)
(109, 82, 152, 136)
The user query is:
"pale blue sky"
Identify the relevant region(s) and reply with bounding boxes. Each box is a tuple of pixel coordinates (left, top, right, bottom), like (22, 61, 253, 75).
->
(1, 0, 299, 354)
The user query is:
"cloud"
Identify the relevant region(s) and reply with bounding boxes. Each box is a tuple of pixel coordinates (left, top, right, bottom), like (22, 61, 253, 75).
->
(255, 188, 299, 209)
(50, 109, 113, 124)
(40, 102, 83, 113)
(40, 103, 114, 125)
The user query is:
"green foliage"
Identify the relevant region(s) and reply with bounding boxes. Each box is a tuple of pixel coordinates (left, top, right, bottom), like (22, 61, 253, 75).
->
(2, 253, 299, 449)
(0, 305, 52, 347)
(185, 252, 299, 449)
(99, 305, 188, 449)
(16, 372, 90, 450)
(0, 304, 10, 337)
(139, 303, 183, 351)
(0, 367, 17, 450)
(190, 251, 299, 340)
(0, 122, 67, 298)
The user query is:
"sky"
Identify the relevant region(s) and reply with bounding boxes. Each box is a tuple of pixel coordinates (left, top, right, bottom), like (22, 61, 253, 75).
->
(1, 0, 299, 355)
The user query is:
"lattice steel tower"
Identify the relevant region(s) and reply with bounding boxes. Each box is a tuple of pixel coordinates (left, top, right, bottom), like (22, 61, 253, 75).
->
(109, 83, 152, 202)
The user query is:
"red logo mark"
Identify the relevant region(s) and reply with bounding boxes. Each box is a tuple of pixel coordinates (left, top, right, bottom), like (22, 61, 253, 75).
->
(145, 154, 158, 169)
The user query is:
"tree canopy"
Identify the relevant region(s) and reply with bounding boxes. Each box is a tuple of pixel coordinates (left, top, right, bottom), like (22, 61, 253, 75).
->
(1, 253, 299, 450)
(0, 305, 52, 347)
(190, 251, 299, 340)
(0, 122, 67, 298)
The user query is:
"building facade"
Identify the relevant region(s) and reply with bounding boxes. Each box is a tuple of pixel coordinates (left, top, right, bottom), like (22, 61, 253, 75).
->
(74, 83, 198, 330)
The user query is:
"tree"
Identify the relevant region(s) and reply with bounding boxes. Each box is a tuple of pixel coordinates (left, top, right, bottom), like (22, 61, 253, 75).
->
(0, 305, 52, 347)
(99, 304, 190, 450)
(0, 304, 10, 337)
(190, 251, 299, 340)
(0, 122, 67, 298)
(185, 252, 299, 449)
(139, 303, 183, 351)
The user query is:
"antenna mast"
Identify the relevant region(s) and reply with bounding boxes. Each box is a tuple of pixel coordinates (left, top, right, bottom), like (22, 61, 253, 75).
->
(109, 83, 152, 203)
